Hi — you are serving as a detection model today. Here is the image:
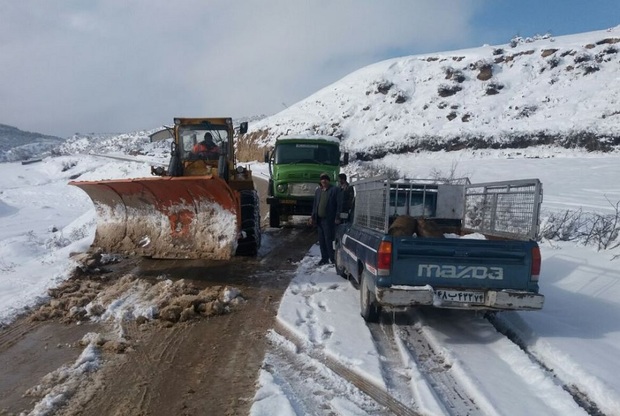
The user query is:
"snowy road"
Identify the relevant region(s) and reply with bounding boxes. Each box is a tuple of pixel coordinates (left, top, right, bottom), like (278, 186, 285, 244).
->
(255, 241, 620, 415)
(263, 299, 593, 415)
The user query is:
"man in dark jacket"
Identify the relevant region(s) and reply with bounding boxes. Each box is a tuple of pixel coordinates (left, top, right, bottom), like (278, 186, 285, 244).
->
(338, 173, 354, 222)
(311, 173, 340, 265)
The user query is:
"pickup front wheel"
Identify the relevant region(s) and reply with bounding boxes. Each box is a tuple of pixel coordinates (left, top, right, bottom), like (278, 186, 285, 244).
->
(360, 271, 381, 322)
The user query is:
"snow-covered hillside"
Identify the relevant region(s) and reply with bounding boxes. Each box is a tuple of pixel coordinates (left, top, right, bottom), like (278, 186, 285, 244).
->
(0, 124, 65, 163)
(248, 27, 620, 160)
(53, 130, 164, 158)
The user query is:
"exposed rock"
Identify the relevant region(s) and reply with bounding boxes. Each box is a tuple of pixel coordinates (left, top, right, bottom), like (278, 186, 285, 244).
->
(596, 37, 620, 45)
(438, 84, 462, 97)
(477, 64, 493, 81)
(376, 81, 393, 95)
(393, 93, 408, 104)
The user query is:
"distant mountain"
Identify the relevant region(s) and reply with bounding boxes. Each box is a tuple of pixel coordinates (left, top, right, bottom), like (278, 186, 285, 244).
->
(247, 26, 620, 161)
(0, 115, 268, 164)
(53, 130, 160, 157)
(0, 124, 65, 163)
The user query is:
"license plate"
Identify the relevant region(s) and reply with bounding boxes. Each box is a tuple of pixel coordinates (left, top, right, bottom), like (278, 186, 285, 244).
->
(435, 289, 485, 304)
(280, 200, 297, 205)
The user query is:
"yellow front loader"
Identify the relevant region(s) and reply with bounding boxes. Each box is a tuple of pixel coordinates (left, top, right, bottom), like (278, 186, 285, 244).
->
(70, 118, 260, 260)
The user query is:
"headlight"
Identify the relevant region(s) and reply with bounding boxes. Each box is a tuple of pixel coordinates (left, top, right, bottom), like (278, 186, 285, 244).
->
(236, 166, 245, 173)
(276, 183, 288, 193)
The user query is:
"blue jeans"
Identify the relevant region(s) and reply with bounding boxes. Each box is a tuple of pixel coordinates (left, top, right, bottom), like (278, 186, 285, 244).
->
(317, 217, 335, 263)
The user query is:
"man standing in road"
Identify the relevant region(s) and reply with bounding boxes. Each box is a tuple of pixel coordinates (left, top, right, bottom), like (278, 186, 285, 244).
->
(310, 173, 340, 265)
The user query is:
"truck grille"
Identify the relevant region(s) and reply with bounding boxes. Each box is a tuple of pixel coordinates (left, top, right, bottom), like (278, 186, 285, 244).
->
(288, 182, 318, 197)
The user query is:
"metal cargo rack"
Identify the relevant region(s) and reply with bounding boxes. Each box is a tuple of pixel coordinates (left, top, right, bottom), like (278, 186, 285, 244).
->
(352, 176, 391, 233)
(463, 179, 543, 241)
(352, 176, 543, 241)
(352, 176, 469, 234)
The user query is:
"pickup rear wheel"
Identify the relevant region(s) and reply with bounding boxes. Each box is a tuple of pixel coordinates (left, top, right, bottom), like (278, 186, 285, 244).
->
(360, 271, 381, 322)
(334, 240, 347, 279)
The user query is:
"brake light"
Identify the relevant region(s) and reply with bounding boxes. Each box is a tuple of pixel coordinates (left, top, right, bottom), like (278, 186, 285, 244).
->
(377, 241, 392, 275)
(531, 246, 541, 281)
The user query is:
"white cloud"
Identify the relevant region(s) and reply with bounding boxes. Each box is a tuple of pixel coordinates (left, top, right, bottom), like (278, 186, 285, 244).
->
(0, 1, 483, 136)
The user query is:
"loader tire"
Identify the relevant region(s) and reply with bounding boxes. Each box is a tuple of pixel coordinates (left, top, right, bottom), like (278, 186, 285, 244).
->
(236, 190, 261, 256)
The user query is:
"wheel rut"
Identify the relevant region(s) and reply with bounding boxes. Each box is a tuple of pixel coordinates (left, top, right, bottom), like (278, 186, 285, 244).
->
(487, 312, 607, 416)
(389, 311, 481, 416)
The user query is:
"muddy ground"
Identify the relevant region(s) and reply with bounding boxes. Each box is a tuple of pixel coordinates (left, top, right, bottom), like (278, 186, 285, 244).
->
(0, 226, 317, 416)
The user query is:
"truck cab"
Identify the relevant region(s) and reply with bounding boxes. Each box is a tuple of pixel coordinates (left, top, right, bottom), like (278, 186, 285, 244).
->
(266, 135, 347, 227)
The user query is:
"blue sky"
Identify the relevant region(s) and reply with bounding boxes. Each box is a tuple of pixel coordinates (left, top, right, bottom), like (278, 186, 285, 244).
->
(0, 0, 618, 137)
(472, 0, 619, 45)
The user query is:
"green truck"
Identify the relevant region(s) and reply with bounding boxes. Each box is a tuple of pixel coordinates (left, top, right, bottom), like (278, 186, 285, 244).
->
(265, 135, 348, 228)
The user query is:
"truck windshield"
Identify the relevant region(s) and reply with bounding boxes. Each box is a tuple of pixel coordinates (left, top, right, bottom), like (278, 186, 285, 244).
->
(274, 143, 339, 165)
(178, 127, 229, 160)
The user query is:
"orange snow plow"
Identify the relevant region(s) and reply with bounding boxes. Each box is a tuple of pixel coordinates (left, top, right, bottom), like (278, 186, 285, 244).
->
(69, 118, 260, 260)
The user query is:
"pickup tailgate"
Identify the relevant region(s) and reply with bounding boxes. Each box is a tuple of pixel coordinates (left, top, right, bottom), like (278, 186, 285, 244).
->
(389, 237, 540, 292)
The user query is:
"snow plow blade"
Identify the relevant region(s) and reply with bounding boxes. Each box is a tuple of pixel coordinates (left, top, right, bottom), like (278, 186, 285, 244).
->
(69, 176, 240, 260)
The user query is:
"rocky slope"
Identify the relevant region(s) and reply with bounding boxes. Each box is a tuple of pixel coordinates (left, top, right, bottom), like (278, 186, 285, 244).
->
(246, 27, 620, 161)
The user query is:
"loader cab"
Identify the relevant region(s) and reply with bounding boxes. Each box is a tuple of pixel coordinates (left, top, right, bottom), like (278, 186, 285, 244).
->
(169, 118, 247, 178)
(179, 127, 229, 161)
(169, 118, 234, 178)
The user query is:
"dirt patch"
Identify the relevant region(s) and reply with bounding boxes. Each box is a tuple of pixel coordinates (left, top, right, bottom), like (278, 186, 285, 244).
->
(0, 227, 318, 416)
(31, 264, 244, 327)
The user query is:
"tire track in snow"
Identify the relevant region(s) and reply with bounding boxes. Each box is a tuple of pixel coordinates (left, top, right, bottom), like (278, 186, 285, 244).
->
(367, 319, 418, 409)
(381, 312, 482, 416)
(274, 321, 418, 416)
(414, 308, 590, 416)
(260, 331, 391, 415)
(487, 312, 608, 416)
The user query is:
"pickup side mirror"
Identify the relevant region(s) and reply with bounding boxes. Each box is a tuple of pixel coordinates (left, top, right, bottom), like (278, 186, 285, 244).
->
(239, 122, 248, 135)
(341, 152, 349, 166)
(264, 151, 270, 163)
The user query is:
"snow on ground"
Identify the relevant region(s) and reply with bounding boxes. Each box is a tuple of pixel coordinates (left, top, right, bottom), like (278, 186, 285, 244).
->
(249, 148, 620, 415)
(2, 150, 620, 415)
(0, 155, 153, 324)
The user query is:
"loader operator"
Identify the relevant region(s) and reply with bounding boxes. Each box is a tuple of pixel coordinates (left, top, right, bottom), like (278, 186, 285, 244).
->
(192, 132, 220, 160)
